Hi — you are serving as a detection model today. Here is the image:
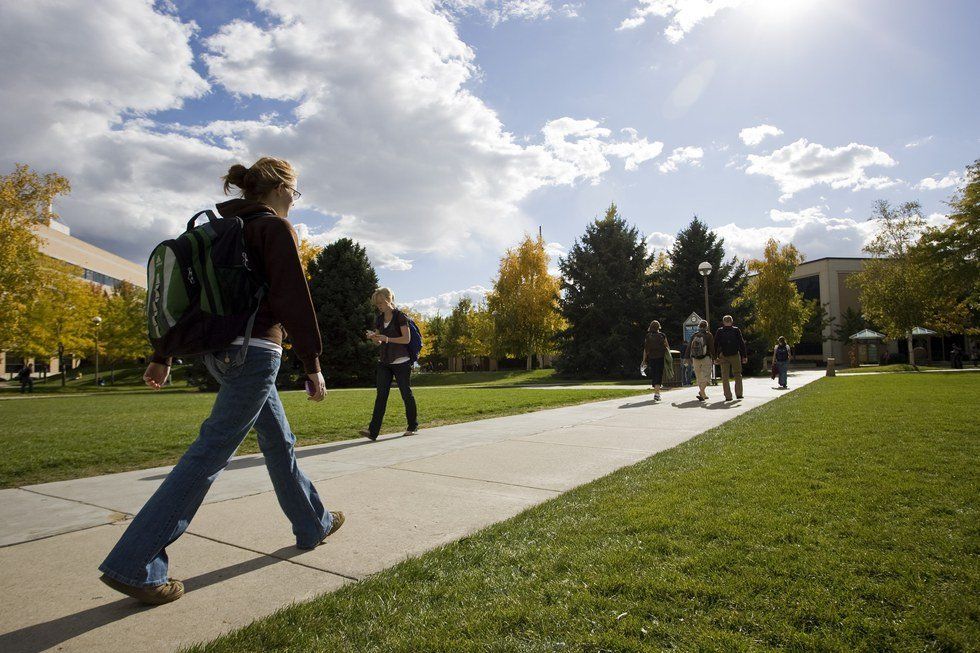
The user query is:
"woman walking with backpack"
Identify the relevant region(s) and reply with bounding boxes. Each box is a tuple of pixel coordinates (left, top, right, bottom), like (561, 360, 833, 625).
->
(360, 288, 419, 440)
(99, 158, 343, 605)
(641, 320, 670, 402)
(773, 336, 792, 389)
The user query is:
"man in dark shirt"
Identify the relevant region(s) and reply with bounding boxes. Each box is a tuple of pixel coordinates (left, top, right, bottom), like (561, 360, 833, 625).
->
(713, 315, 747, 401)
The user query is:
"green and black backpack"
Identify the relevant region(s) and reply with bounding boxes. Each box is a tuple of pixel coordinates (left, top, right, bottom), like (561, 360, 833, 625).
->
(146, 208, 271, 359)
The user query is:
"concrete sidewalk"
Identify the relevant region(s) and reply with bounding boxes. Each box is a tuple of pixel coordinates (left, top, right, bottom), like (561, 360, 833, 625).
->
(0, 371, 822, 652)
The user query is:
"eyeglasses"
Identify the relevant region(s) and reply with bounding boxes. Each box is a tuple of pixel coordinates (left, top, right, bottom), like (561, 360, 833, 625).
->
(286, 186, 302, 200)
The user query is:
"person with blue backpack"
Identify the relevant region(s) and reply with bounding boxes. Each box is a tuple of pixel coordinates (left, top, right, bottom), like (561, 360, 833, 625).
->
(360, 287, 420, 440)
(98, 157, 343, 605)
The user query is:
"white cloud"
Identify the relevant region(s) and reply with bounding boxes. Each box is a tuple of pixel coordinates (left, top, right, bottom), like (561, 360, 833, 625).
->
(658, 146, 704, 173)
(916, 170, 963, 191)
(745, 138, 898, 199)
(712, 206, 880, 261)
(739, 124, 783, 146)
(403, 285, 492, 316)
(711, 206, 951, 262)
(645, 231, 676, 255)
(905, 135, 933, 149)
(440, 0, 573, 25)
(0, 0, 660, 268)
(618, 0, 747, 41)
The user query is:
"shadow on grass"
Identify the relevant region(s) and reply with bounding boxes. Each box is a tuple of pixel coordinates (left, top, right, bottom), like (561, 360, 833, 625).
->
(0, 544, 317, 653)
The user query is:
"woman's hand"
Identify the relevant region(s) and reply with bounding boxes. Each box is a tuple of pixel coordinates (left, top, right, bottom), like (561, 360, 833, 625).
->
(306, 372, 327, 402)
(143, 362, 170, 389)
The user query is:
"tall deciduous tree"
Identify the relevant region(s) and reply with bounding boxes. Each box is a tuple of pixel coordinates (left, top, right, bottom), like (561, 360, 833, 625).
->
(15, 260, 101, 384)
(0, 164, 70, 349)
(487, 235, 563, 370)
(443, 297, 475, 364)
(849, 200, 937, 367)
(101, 281, 149, 378)
(420, 313, 446, 369)
(916, 159, 979, 334)
(298, 238, 322, 280)
(737, 239, 813, 353)
(556, 204, 652, 377)
(308, 238, 378, 386)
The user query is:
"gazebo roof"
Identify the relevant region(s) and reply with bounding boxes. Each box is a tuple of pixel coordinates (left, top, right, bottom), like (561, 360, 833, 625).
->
(910, 326, 937, 336)
(850, 329, 886, 341)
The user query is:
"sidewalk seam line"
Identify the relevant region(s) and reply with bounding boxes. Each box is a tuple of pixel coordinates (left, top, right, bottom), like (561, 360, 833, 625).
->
(184, 531, 361, 582)
(384, 466, 561, 494)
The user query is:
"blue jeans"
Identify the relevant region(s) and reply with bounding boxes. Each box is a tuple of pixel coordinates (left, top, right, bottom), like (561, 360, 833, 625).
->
(681, 362, 692, 386)
(776, 360, 788, 387)
(100, 346, 334, 587)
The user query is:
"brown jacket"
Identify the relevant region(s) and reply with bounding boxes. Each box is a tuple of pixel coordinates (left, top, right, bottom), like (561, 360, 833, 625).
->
(644, 331, 669, 359)
(152, 199, 323, 374)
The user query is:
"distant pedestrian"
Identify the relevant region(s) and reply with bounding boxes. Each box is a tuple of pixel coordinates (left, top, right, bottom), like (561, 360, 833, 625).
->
(950, 344, 963, 369)
(773, 336, 791, 388)
(17, 363, 34, 394)
(642, 320, 670, 402)
(679, 340, 692, 386)
(361, 288, 419, 440)
(689, 320, 714, 402)
(714, 315, 747, 401)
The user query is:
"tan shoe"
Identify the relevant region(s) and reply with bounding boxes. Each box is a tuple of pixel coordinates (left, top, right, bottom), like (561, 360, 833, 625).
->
(299, 511, 346, 550)
(99, 573, 184, 605)
(403, 430, 418, 436)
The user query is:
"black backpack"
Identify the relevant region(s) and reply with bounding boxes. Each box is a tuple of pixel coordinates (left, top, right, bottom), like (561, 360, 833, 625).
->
(146, 208, 270, 359)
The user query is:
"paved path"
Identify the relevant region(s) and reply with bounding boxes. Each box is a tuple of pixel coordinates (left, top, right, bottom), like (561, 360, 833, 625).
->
(0, 371, 823, 653)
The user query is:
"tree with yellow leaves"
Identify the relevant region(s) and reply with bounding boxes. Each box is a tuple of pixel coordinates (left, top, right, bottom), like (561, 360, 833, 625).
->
(737, 239, 812, 359)
(487, 234, 563, 370)
(0, 164, 70, 349)
(15, 259, 102, 385)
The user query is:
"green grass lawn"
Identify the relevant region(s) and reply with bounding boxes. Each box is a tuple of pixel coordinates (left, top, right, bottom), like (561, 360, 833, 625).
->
(188, 373, 979, 652)
(0, 385, 646, 488)
(838, 364, 952, 374)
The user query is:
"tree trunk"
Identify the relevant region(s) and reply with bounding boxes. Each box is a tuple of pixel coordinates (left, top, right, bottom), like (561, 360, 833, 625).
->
(907, 334, 916, 368)
(526, 353, 532, 371)
(58, 344, 65, 387)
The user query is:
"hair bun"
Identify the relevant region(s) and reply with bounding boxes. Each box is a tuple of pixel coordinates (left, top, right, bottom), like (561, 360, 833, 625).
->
(222, 164, 249, 195)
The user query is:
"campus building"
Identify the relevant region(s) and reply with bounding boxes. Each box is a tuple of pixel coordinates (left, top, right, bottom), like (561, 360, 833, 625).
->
(789, 257, 868, 363)
(2, 217, 146, 378)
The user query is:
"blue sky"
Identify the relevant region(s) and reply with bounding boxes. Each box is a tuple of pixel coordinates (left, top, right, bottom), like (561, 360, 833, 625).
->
(1, 0, 977, 314)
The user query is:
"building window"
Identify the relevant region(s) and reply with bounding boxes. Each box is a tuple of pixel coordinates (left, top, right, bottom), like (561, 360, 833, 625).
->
(82, 268, 122, 288)
(794, 275, 820, 302)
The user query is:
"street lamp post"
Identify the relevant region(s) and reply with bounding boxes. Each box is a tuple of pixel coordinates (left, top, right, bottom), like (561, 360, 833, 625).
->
(92, 316, 102, 387)
(698, 262, 714, 385)
(698, 261, 712, 328)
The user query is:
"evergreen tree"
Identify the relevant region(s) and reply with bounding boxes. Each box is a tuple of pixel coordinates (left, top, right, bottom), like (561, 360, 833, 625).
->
(308, 238, 378, 386)
(662, 217, 750, 338)
(556, 203, 653, 377)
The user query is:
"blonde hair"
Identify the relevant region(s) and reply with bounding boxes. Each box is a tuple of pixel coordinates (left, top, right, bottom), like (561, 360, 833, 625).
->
(648, 320, 661, 332)
(222, 157, 296, 201)
(372, 287, 395, 306)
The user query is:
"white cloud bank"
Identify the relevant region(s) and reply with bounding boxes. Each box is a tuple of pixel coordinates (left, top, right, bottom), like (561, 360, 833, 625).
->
(658, 146, 703, 173)
(713, 206, 949, 261)
(916, 171, 963, 191)
(403, 285, 492, 316)
(441, 1, 579, 25)
(739, 124, 783, 146)
(745, 138, 899, 201)
(0, 0, 661, 270)
(618, 0, 747, 41)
